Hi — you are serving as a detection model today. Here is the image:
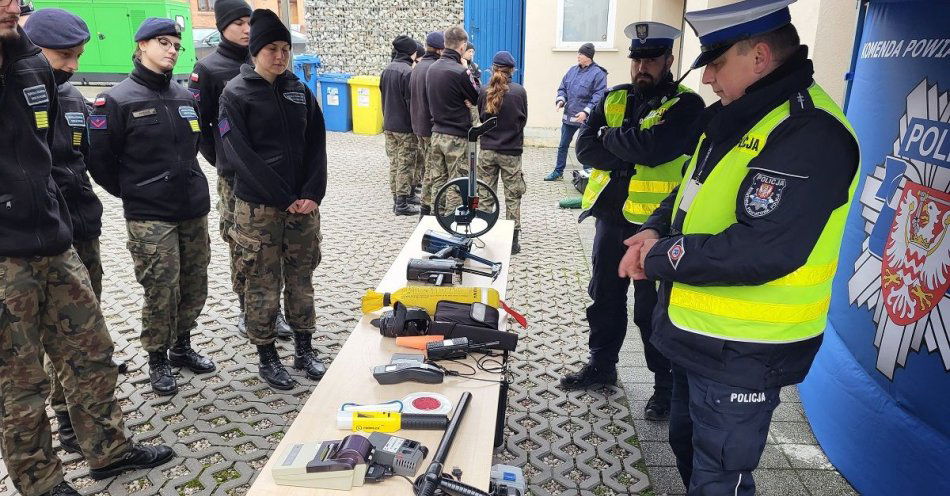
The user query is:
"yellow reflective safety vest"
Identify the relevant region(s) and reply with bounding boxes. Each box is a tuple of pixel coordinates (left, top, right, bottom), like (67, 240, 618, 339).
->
(668, 83, 859, 344)
(581, 85, 694, 224)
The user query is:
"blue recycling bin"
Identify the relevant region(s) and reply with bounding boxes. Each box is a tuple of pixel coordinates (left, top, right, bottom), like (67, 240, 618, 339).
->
(292, 54, 322, 97)
(317, 72, 352, 132)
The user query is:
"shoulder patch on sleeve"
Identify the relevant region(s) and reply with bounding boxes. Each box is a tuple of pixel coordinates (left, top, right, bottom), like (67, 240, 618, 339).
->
(65, 112, 86, 128)
(88, 114, 108, 130)
(218, 117, 231, 137)
(667, 237, 686, 270)
(94, 97, 107, 107)
(743, 173, 787, 218)
(283, 91, 306, 105)
(189, 87, 201, 101)
(190, 72, 200, 82)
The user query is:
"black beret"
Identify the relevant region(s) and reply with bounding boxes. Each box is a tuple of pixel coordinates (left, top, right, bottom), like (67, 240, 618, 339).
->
(134, 17, 181, 42)
(215, 0, 252, 33)
(249, 9, 291, 56)
(23, 8, 90, 49)
(492, 50, 515, 68)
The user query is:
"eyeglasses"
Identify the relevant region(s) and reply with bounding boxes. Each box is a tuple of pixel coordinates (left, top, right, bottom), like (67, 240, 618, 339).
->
(155, 37, 185, 54)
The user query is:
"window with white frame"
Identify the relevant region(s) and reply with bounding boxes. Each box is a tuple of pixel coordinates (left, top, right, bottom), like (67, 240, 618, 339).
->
(557, 0, 616, 49)
(197, 0, 215, 12)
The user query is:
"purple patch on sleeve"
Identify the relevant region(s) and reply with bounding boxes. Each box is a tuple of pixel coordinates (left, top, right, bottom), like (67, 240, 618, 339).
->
(88, 115, 107, 130)
(189, 88, 201, 101)
(218, 117, 231, 136)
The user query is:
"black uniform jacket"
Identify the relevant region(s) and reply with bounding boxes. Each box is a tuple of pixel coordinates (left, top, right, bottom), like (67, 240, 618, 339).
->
(477, 81, 528, 156)
(188, 38, 249, 172)
(0, 28, 73, 257)
(409, 51, 439, 137)
(640, 48, 860, 390)
(87, 59, 211, 222)
(51, 79, 103, 242)
(380, 53, 413, 133)
(218, 65, 327, 210)
(426, 48, 479, 138)
(576, 74, 705, 226)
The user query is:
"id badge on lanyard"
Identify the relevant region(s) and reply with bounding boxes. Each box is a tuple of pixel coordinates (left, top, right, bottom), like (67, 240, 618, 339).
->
(678, 179, 702, 215)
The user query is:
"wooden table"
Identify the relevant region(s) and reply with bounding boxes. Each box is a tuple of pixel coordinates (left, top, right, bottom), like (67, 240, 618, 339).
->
(248, 217, 514, 495)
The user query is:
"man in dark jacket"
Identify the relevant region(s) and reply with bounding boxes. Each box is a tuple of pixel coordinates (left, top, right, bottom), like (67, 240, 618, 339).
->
(565, 22, 704, 425)
(620, 1, 860, 493)
(0, 7, 173, 495)
(545, 42, 608, 181)
(381, 35, 420, 216)
(410, 31, 443, 217)
(424, 25, 480, 214)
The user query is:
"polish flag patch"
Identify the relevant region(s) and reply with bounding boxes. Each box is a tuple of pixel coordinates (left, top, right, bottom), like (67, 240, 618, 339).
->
(190, 72, 199, 82)
(93, 97, 106, 107)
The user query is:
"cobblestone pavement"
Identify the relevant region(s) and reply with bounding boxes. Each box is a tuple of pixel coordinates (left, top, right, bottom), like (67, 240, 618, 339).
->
(0, 132, 852, 496)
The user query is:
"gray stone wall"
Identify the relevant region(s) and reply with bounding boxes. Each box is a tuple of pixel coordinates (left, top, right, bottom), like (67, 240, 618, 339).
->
(304, 0, 464, 76)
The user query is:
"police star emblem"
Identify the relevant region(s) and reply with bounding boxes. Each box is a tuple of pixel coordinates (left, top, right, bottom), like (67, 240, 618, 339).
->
(636, 23, 649, 41)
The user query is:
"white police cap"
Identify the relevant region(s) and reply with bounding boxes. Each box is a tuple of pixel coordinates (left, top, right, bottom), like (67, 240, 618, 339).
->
(623, 21, 681, 59)
(685, 0, 796, 68)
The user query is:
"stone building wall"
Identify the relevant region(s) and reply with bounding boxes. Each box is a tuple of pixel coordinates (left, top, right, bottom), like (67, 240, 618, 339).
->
(304, 0, 464, 76)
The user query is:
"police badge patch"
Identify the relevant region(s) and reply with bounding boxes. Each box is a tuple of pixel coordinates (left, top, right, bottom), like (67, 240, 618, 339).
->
(667, 237, 686, 269)
(636, 23, 649, 41)
(743, 173, 786, 217)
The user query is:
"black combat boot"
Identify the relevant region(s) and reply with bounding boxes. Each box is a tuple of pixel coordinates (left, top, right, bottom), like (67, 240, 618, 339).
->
(41, 481, 81, 496)
(168, 333, 216, 373)
(406, 187, 422, 205)
(275, 309, 293, 340)
(559, 362, 618, 390)
(147, 352, 178, 395)
(512, 229, 521, 255)
(89, 443, 175, 480)
(257, 343, 294, 390)
(418, 204, 431, 221)
(55, 411, 81, 455)
(395, 195, 421, 216)
(644, 390, 672, 421)
(292, 331, 327, 380)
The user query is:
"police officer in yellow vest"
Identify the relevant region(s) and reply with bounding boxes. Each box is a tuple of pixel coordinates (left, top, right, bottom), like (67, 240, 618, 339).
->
(562, 21, 704, 421)
(619, 1, 860, 493)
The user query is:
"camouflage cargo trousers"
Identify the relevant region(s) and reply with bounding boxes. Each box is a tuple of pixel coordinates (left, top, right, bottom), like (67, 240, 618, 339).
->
(46, 237, 103, 415)
(478, 149, 527, 230)
(425, 132, 469, 209)
(0, 249, 131, 495)
(385, 131, 417, 197)
(413, 135, 427, 189)
(218, 176, 246, 306)
(126, 217, 211, 352)
(232, 199, 322, 346)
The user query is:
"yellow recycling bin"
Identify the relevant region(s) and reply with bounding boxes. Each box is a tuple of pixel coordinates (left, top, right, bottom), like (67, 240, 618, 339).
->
(348, 75, 383, 135)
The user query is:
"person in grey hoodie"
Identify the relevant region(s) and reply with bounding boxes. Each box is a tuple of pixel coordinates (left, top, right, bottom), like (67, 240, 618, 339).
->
(545, 42, 607, 181)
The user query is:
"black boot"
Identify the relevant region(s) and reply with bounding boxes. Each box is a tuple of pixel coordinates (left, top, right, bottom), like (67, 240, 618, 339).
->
(418, 204, 431, 221)
(89, 443, 174, 480)
(41, 481, 81, 496)
(257, 343, 294, 390)
(237, 312, 247, 336)
(559, 363, 617, 390)
(275, 309, 293, 340)
(112, 357, 128, 374)
(147, 352, 178, 395)
(395, 195, 421, 216)
(644, 391, 672, 421)
(292, 332, 327, 380)
(55, 411, 82, 455)
(511, 229, 521, 255)
(168, 333, 216, 373)
(406, 188, 422, 205)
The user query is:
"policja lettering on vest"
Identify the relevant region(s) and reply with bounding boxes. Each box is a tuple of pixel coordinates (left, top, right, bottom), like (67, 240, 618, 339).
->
(563, 21, 704, 424)
(620, 1, 861, 493)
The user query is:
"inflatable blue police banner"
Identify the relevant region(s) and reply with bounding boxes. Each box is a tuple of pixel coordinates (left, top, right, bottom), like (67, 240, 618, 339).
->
(799, 0, 950, 494)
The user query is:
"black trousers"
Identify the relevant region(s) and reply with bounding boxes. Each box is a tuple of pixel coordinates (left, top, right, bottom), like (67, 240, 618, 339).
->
(586, 218, 672, 392)
(669, 368, 780, 495)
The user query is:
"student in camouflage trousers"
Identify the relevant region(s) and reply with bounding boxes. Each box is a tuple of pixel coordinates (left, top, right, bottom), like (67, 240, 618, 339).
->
(381, 35, 420, 215)
(87, 19, 216, 396)
(477, 51, 528, 254)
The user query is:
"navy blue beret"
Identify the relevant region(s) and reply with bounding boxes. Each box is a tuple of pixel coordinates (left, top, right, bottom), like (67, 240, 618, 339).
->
(23, 8, 90, 49)
(492, 50, 515, 68)
(134, 17, 181, 42)
(425, 31, 444, 49)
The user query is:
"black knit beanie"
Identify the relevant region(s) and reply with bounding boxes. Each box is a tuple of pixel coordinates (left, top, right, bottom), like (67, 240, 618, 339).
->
(249, 9, 291, 56)
(215, 0, 252, 32)
(578, 42, 596, 59)
(392, 35, 417, 56)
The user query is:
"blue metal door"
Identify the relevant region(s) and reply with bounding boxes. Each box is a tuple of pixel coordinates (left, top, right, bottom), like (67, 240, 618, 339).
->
(464, 0, 526, 84)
